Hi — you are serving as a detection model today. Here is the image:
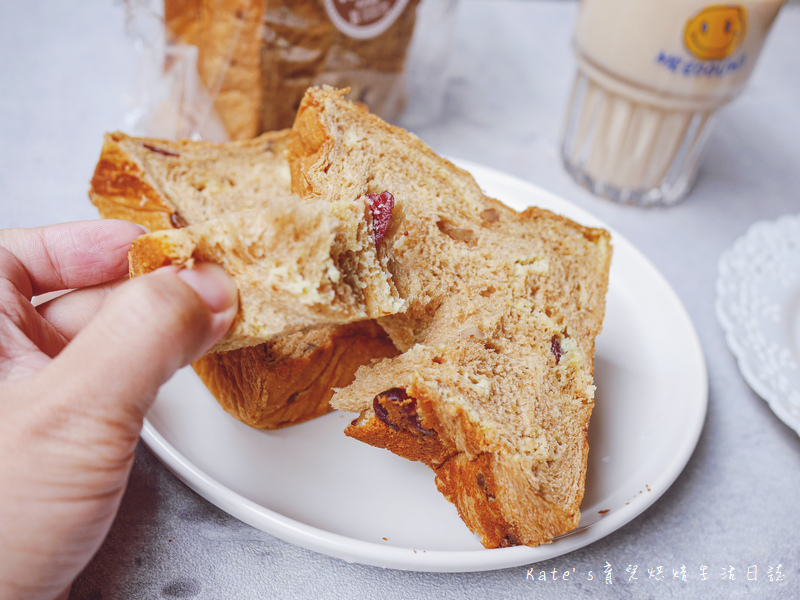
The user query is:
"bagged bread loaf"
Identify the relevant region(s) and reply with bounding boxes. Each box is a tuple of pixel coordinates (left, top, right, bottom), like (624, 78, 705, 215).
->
(163, 0, 422, 139)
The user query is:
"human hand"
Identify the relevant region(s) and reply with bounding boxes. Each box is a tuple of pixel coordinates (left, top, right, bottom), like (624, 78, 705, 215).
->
(0, 220, 237, 600)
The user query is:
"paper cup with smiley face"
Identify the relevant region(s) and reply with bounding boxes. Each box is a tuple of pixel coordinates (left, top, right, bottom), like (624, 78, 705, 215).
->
(561, 0, 785, 206)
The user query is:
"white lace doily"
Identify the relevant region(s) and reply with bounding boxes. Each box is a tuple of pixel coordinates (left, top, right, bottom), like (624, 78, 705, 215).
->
(717, 213, 800, 435)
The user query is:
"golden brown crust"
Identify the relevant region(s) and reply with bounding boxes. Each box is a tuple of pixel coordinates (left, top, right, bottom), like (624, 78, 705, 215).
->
(165, 0, 202, 46)
(127, 233, 179, 277)
(89, 132, 179, 231)
(196, 0, 265, 140)
(287, 89, 339, 197)
(344, 385, 456, 469)
(194, 321, 399, 429)
(434, 452, 581, 549)
(346, 385, 585, 549)
(434, 453, 518, 548)
(344, 384, 581, 548)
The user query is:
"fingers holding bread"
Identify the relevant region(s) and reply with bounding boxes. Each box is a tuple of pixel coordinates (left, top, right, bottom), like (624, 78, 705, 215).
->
(89, 127, 399, 430)
(127, 198, 404, 353)
(88, 86, 612, 549)
(46, 263, 237, 422)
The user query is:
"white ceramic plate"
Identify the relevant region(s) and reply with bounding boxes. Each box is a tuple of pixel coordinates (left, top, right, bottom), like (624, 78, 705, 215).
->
(716, 213, 800, 435)
(141, 159, 708, 572)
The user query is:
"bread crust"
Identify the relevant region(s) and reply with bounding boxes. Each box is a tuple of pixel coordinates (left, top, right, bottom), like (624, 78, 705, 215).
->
(89, 132, 178, 231)
(195, 0, 265, 140)
(165, 0, 202, 46)
(344, 383, 584, 548)
(196, 321, 398, 429)
(343, 369, 590, 547)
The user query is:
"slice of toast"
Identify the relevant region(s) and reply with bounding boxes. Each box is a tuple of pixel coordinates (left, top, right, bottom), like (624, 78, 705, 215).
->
(89, 130, 292, 230)
(128, 199, 404, 352)
(89, 131, 399, 427)
(287, 87, 613, 548)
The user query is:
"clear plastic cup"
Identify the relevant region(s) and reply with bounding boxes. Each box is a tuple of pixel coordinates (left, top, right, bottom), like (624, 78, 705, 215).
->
(561, 0, 786, 206)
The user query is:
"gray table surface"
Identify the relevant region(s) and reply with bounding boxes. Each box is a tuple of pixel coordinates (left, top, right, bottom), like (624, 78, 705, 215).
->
(2, 1, 799, 598)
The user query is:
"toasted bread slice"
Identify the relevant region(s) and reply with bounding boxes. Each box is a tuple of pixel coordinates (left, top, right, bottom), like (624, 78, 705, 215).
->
(128, 198, 404, 352)
(89, 130, 291, 230)
(287, 87, 612, 548)
(89, 130, 399, 427)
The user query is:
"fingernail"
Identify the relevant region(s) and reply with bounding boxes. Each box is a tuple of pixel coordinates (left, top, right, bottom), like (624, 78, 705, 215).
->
(177, 263, 238, 313)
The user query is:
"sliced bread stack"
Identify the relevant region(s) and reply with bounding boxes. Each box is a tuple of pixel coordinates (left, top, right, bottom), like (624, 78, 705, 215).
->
(287, 87, 612, 548)
(90, 88, 612, 548)
(90, 130, 400, 426)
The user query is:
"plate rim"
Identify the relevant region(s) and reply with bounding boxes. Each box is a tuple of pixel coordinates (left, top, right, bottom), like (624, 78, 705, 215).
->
(141, 158, 709, 572)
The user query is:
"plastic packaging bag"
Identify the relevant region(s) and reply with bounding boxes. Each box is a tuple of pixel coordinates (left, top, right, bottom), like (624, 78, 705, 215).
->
(122, 0, 459, 141)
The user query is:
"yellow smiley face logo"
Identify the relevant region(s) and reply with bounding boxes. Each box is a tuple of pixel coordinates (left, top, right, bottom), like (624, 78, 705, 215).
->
(684, 4, 747, 60)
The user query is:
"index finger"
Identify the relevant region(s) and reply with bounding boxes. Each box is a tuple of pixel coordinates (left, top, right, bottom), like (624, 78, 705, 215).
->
(0, 220, 145, 298)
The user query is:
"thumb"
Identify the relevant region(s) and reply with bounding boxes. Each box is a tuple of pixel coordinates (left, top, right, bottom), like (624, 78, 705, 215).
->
(44, 263, 238, 421)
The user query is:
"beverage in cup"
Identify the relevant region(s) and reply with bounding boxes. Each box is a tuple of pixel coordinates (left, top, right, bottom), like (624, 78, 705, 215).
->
(561, 0, 786, 206)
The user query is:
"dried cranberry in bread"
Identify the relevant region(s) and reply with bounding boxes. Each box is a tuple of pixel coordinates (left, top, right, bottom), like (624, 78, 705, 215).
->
(89, 130, 399, 427)
(127, 198, 405, 353)
(288, 87, 612, 548)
